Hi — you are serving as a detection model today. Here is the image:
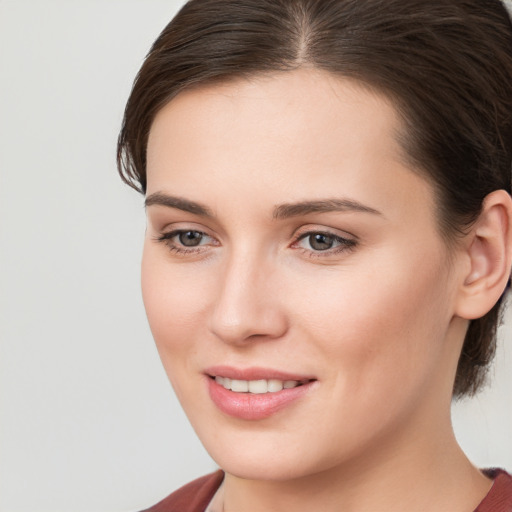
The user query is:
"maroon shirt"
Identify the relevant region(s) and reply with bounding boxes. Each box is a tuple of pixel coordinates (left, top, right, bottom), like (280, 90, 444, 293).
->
(141, 468, 512, 512)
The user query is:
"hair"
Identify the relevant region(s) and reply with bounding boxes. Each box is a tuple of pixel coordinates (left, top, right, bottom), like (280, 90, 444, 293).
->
(117, 0, 512, 398)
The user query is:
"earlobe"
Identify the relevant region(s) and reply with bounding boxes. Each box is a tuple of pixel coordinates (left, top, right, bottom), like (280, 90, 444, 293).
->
(455, 189, 512, 320)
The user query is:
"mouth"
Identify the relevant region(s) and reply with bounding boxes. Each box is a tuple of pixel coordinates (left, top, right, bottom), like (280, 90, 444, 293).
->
(209, 375, 312, 394)
(205, 366, 317, 420)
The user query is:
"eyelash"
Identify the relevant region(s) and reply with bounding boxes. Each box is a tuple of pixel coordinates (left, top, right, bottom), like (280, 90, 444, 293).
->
(154, 229, 357, 258)
(155, 229, 217, 255)
(293, 231, 357, 258)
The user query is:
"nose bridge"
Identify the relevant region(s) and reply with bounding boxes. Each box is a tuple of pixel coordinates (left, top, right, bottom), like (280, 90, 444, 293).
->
(209, 244, 287, 344)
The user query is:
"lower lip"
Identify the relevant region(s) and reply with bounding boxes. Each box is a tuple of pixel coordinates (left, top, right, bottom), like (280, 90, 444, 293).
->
(207, 377, 315, 420)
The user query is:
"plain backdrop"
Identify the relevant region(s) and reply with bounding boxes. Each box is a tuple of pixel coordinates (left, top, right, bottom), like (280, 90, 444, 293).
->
(0, 1, 511, 511)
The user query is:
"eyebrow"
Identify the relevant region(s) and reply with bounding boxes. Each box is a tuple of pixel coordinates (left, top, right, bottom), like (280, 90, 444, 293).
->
(145, 193, 382, 219)
(272, 199, 382, 219)
(145, 193, 214, 217)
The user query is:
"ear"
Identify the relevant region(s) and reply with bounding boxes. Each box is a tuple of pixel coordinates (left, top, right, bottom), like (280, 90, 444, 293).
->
(455, 189, 512, 320)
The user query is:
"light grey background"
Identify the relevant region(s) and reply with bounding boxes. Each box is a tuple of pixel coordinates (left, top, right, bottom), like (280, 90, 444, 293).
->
(0, 1, 511, 511)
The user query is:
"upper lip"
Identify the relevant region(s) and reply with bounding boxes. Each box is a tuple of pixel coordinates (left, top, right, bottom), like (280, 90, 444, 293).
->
(205, 365, 316, 382)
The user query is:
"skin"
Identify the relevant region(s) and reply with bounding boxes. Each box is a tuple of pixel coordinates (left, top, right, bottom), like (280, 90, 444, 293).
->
(142, 69, 504, 512)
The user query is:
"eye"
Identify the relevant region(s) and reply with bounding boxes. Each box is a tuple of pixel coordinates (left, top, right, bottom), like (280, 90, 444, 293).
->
(294, 230, 356, 254)
(305, 233, 337, 251)
(155, 229, 217, 253)
(176, 230, 206, 247)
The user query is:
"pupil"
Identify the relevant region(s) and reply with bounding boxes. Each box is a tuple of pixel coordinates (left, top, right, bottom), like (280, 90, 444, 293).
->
(310, 233, 333, 251)
(179, 231, 202, 247)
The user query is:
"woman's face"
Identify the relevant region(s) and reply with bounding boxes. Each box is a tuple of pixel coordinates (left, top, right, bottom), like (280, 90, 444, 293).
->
(143, 69, 467, 480)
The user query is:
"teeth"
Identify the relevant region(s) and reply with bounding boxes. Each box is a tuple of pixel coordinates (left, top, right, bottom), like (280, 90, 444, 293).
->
(214, 377, 301, 394)
(215, 376, 232, 388)
(267, 379, 283, 392)
(248, 379, 267, 393)
(231, 379, 249, 392)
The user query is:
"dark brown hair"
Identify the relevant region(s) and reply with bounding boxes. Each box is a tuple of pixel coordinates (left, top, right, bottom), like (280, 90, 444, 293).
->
(117, 0, 512, 398)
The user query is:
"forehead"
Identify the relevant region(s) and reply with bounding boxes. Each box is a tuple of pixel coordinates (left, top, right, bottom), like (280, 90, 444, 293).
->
(150, 70, 402, 146)
(148, 70, 403, 175)
(146, 69, 435, 226)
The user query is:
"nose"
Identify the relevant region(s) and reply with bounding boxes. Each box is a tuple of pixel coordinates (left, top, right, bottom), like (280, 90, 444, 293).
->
(208, 250, 289, 345)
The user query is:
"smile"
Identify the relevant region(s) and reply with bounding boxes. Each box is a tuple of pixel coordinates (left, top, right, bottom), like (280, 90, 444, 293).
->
(205, 367, 317, 420)
(213, 376, 305, 394)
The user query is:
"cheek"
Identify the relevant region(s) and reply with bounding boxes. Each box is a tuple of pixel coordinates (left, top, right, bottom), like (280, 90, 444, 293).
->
(141, 252, 221, 410)
(292, 247, 453, 395)
(140, 244, 214, 377)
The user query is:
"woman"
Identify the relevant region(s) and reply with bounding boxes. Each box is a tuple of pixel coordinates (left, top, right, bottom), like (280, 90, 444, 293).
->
(117, 0, 512, 510)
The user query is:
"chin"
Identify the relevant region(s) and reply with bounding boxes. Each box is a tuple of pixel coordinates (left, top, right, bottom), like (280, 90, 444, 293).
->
(216, 455, 314, 482)
(198, 429, 334, 482)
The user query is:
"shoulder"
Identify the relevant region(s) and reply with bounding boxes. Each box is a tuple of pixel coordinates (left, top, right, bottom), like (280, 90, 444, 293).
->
(475, 468, 512, 512)
(139, 470, 225, 512)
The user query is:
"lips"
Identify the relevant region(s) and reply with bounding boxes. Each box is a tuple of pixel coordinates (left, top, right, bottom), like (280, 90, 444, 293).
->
(205, 366, 317, 420)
